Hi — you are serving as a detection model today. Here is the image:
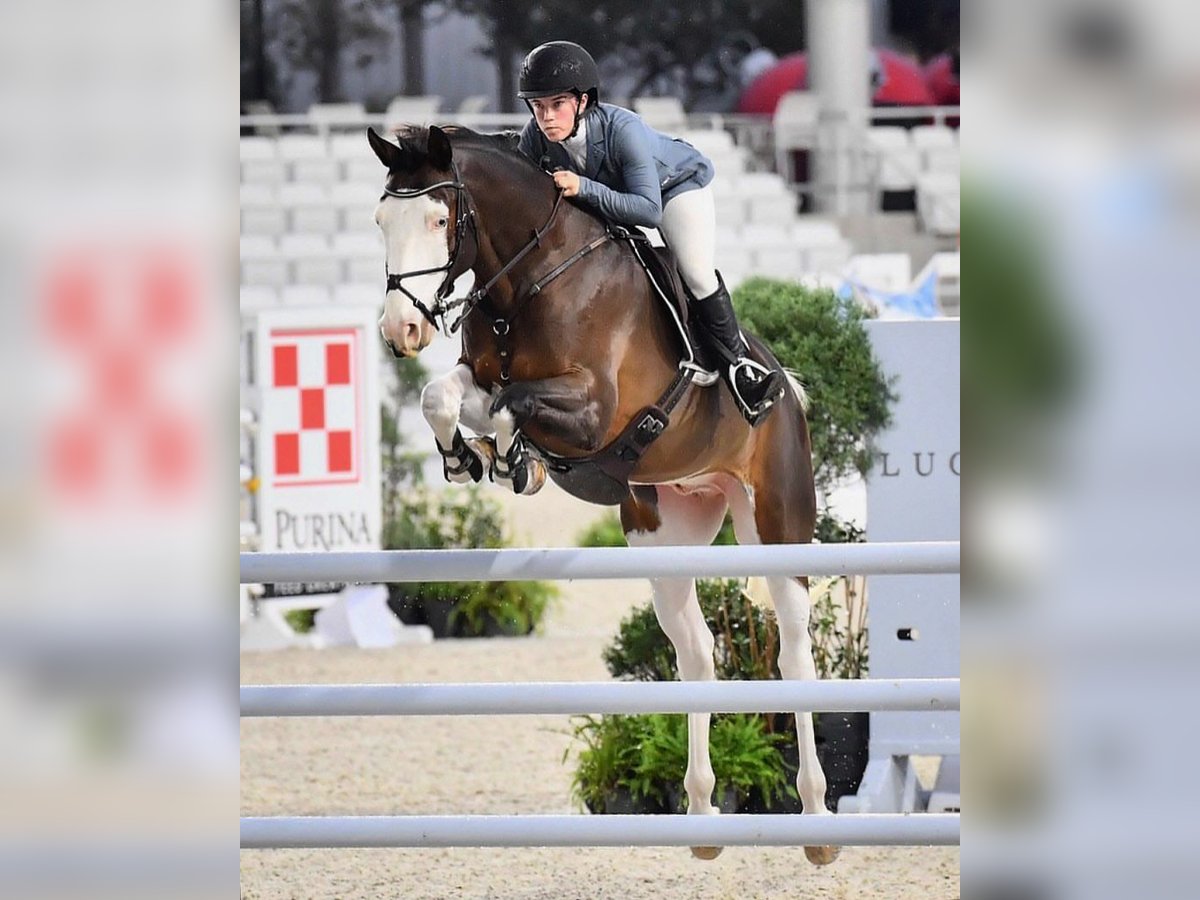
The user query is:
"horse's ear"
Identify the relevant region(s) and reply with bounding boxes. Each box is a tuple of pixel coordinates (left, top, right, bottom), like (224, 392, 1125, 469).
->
(367, 127, 406, 171)
(426, 125, 453, 171)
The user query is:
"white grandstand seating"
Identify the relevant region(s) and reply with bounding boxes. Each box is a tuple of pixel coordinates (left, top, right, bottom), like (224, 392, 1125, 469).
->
(679, 129, 749, 175)
(916, 173, 960, 236)
(457, 95, 489, 115)
(866, 126, 921, 192)
(910, 125, 959, 175)
(308, 102, 367, 133)
(632, 97, 688, 133)
(773, 91, 819, 184)
(282, 285, 334, 307)
(335, 283, 378, 307)
(238, 117, 876, 308)
(845, 253, 913, 292)
(385, 95, 442, 129)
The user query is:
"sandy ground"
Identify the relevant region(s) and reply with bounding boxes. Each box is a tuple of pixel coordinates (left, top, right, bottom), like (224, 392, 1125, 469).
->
(241, 483, 959, 899)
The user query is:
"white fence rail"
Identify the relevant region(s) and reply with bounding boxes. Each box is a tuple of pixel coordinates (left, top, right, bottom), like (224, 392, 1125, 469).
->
(242, 813, 961, 849)
(241, 540, 961, 849)
(240, 540, 960, 584)
(241, 677, 959, 718)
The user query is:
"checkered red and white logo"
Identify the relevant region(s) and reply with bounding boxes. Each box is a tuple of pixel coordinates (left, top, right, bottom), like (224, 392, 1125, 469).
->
(265, 327, 361, 487)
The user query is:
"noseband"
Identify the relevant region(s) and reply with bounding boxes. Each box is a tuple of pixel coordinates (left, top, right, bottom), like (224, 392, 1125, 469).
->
(381, 160, 478, 333)
(382, 161, 567, 335)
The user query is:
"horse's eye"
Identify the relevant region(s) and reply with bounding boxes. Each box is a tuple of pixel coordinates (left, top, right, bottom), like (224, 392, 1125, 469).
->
(436, 217, 448, 229)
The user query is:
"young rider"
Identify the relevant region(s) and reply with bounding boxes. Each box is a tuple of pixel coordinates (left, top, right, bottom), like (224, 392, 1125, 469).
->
(515, 40, 785, 426)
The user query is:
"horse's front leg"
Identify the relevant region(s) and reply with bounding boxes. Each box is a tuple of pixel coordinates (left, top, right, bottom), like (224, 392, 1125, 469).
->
(420, 364, 491, 484)
(487, 370, 608, 495)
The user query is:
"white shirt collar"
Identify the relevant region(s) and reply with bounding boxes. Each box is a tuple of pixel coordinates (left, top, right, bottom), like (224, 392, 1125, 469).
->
(563, 119, 588, 170)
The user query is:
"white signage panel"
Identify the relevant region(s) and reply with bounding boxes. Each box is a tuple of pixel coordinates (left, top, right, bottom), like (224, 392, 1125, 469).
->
(254, 307, 382, 555)
(864, 318, 960, 756)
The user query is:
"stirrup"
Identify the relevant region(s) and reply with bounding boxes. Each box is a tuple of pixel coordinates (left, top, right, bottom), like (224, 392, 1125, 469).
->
(680, 359, 719, 387)
(728, 359, 786, 424)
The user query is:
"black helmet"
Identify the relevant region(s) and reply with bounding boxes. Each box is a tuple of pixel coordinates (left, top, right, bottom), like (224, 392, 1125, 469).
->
(518, 41, 600, 106)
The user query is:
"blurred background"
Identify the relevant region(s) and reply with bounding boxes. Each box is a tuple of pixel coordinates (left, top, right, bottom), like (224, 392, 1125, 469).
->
(3, 0, 1200, 896)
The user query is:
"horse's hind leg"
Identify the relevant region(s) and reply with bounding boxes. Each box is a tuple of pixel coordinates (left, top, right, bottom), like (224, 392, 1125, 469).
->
(725, 450, 840, 866)
(621, 483, 728, 861)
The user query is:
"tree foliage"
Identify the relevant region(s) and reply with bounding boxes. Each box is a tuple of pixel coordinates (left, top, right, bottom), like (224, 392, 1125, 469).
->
(733, 278, 896, 497)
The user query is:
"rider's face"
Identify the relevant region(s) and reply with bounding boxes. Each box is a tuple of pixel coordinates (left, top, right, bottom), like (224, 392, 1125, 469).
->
(530, 93, 585, 142)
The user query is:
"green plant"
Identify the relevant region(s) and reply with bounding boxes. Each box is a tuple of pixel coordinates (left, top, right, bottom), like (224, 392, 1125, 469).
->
(604, 579, 779, 683)
(566, 712, 794, 813)
(379, 367, 558, 637)
(567, 714, 660, 811)
(576, 513, 735, 549)
(575, 513, 627, 548)
(733, 278, 896, 497)
(810, 511, 868, 680)
(449, 579, 557, 636)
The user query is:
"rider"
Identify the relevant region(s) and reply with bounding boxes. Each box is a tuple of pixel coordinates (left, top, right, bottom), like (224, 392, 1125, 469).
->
(515, 40, 785, 426)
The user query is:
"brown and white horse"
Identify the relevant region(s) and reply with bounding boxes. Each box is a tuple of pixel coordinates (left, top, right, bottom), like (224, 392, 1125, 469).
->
(368, 124, 835, 864)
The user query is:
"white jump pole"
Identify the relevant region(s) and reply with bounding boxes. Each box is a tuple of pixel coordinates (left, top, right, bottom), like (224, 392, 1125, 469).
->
(241, 677, 959, 718)
(239, 541, 960, 584)
(241, 813, 961, 849)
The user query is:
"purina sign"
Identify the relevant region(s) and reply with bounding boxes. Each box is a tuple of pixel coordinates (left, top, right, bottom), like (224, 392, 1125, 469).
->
(254, 308, 381, 553)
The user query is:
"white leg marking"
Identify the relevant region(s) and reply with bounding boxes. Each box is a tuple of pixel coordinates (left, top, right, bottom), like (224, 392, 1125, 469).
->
(420, 365, 487, 484)
(627, 486, 727, 856)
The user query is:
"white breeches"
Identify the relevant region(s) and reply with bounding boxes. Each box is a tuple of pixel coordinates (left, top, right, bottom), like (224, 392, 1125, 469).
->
(659, 184, 719, 299)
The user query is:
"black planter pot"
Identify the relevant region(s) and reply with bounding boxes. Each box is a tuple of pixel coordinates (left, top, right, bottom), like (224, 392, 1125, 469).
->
(420, 597, 461, 639)
(385, 585, 425, 626)
(600, 786, 663, 815)
(814, 711, 870, 809)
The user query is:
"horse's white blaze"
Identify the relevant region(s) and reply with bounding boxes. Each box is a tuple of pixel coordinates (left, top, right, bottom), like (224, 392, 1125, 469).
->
(376, 194, 448, 355)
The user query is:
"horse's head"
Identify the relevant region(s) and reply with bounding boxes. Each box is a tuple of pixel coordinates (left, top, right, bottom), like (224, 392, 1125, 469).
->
(367, 125, 474, 358)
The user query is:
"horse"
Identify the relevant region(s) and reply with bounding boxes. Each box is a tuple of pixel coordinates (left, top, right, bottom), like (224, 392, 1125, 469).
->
(367, 124, 835, 864)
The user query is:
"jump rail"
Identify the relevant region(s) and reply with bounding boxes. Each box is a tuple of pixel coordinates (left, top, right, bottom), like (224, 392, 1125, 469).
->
(240, 540, 960, 584)
(242, 813, 961, 849)
(241, 677, 959, 717)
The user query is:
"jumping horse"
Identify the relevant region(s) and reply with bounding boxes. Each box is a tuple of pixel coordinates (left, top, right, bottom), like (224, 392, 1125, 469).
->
(368, 124, 836, 864)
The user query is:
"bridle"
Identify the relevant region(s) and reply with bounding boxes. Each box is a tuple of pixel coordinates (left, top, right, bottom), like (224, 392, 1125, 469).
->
(381, 159, 567, 335)
(381, 159, 478, 333)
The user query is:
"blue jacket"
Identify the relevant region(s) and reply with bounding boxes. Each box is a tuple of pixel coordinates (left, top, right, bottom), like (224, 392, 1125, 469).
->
(517, 103, 714, 229)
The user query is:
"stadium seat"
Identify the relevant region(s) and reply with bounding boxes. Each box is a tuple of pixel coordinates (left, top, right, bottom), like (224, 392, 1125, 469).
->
(844, 253, 913, 292)
(772, 91, 818, 183)
(334, 284, 379, 307)
(910, 125, 959, 175)
(632, 97, 687, 133)
(865, 127, 921, 192)
(385, 95, 442, 130)
(281, 285, 334, 307)
(916, 173, 960, 236)
(239, 286, 280, 313)
(308, 102, 367, 134)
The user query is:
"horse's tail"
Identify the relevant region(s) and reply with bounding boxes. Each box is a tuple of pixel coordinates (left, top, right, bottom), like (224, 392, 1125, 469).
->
(783, 369, 810, 413)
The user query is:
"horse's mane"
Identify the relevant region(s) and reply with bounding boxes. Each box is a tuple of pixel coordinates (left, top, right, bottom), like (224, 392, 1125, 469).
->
(391, 124, 542, 176)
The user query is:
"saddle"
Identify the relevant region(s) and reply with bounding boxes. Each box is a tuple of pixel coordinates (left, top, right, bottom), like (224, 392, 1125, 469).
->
(608, 226, 720, 380)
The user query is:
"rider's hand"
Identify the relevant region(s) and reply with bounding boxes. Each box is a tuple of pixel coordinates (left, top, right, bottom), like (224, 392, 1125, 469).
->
(552, 170, 581, 197)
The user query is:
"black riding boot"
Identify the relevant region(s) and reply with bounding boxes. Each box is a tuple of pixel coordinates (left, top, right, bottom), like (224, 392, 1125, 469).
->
(692, 273, 786, 426)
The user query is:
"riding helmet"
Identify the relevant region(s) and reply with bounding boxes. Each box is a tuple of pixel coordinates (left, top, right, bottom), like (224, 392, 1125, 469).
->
(518, 41, 600, 107)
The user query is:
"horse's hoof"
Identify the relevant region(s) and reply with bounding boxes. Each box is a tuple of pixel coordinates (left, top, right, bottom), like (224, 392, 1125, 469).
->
(523, 460, 547, 495)
(804, 845, 840, 866)
(690, 845, 723, 860)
